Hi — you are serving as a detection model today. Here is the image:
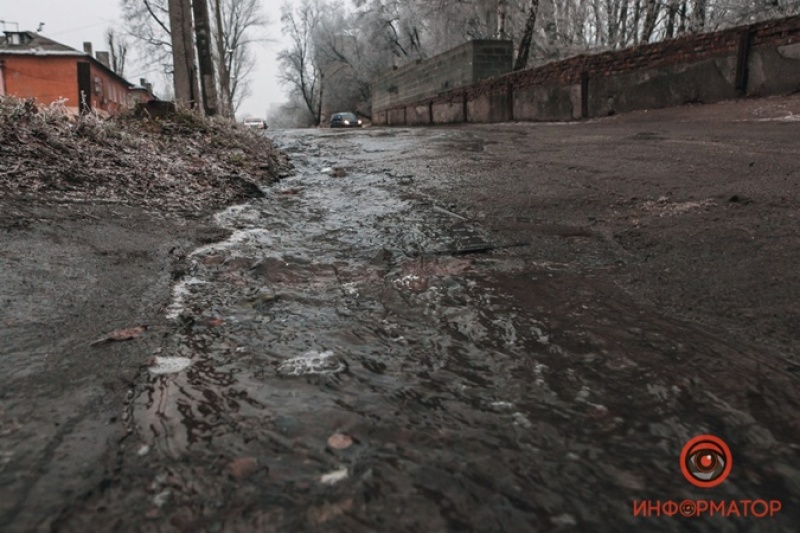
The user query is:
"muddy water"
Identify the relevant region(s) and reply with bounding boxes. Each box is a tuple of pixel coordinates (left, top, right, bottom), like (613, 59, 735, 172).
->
(66, 128, 799, 531)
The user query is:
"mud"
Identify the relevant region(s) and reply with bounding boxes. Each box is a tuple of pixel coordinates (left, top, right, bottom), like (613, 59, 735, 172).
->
(2, 95, 800, 532)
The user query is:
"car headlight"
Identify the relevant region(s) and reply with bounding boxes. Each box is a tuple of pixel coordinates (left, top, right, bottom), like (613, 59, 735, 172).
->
(344, 120, 350, 125)
(358, 120, 362, 125)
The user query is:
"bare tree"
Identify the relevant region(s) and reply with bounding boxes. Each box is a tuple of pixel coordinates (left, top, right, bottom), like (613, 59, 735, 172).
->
(497, 0, 508, 39)
(278, 0, 323, 125)
(514, 0, 541, 70)
(121, 0, 265, 116)
(120, 0, 173, 86)
(211, 0, 267, 118)
(105, 29, 128, 76)
(640, 0, 660, 43)
(274, 0, 800, 119)
(691, 0, 707, 32)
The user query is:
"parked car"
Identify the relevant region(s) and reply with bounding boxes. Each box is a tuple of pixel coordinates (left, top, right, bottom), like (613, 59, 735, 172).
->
(330, 112, 363, 128)
(243, 117, 268, 129)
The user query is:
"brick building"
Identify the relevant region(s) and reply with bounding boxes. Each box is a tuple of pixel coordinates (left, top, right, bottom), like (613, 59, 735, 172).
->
(0, 30, 154, 115)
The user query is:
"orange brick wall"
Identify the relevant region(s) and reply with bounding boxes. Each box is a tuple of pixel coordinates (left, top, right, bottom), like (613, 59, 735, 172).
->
(0, 55, 144, 114)
(1, 55, 79, 108)
(86, 62, 138, 114)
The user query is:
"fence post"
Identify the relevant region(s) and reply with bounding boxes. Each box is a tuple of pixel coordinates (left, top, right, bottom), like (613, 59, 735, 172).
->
(507, 83, 514, 121)
(429, 101, 433, 124)
(581, 71, 589, 118)
(735, 27, 753, 96)
(462, 92, 468, 123)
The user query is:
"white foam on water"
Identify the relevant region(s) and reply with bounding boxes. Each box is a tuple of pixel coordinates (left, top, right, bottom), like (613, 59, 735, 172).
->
(190, 228, 272, 257)
(213, 204, 267, 228)
(512, 412, 533, 428)
(393, 274, 424, 291)
(148, 356, 192, 375)
(164, 277, 209, 320)
(320, 467, 348, 485)
(489, 401, 515, 411)
(276, 350, 346, 376)
(152, 490, 171, 507)
(531, 325, 550, 345)
(533, 362, 549, 387)
(341, 282, 359, 297)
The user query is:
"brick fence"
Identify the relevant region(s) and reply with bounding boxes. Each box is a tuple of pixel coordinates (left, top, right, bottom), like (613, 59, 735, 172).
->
(372, 15, 800, 125)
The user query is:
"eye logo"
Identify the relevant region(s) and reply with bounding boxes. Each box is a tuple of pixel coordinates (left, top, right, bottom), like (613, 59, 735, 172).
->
(680, 435, 732, 488)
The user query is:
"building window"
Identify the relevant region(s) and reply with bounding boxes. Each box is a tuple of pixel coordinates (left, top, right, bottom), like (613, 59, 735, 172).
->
(93, 76, 103, 96)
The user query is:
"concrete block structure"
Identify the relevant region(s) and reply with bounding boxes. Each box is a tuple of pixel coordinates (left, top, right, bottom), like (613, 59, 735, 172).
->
(371, 40, 513, 115)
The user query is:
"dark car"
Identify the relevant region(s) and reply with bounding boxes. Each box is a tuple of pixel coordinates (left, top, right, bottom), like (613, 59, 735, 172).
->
(330, 112, 362, 128)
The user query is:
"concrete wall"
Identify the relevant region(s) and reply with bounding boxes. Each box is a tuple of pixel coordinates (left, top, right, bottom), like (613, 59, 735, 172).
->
(371, 40, 513, 113)
(513, 83, 583, 121)
(372, 15, 800, 126)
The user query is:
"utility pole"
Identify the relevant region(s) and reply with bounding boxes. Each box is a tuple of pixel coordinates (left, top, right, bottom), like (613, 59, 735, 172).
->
(192, 0, 218, 116)
(168, 0, 199, 109)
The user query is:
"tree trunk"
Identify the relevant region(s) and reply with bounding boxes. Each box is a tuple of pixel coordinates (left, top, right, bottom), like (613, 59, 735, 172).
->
(192, 0, 218, 116)
(316, 70, 323, 126)
(641, 0, 660, 43)
(618, 0, 629, 48)
(607, 0, 618, 48)
(213, 0, 233, 118)
(632, 0, 641, 44)
(513, 0, 540, 71)
(168, 0, 199, 109)
(692, 0, 707, 33)
(666, 0, 678, 38)
(678, 0, 688, 35)
(593, 0, 605, 45)
(497, 0, 507, 39)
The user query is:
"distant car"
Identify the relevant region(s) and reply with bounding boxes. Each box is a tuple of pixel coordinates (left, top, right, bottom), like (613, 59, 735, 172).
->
(330, 112, 362, 128)
(243, 117, 268, 129)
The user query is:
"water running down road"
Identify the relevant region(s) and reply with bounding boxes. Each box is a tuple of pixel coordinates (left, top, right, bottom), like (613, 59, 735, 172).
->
(59, 123, 800, 531)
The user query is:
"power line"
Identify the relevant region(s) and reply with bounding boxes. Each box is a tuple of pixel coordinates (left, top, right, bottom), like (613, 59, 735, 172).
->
(50, 19, 114, 36)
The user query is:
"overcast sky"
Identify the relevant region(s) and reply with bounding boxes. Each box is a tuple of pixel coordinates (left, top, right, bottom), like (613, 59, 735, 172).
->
(0, 0, 291, 119)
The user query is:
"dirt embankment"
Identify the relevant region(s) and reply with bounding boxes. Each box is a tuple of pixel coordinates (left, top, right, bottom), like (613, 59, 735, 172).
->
(0, 98, 290, 213)
(0, 97, 289, 531)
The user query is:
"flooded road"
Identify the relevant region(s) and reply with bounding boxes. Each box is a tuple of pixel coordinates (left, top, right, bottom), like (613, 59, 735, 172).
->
(44, 123, 800, 531)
